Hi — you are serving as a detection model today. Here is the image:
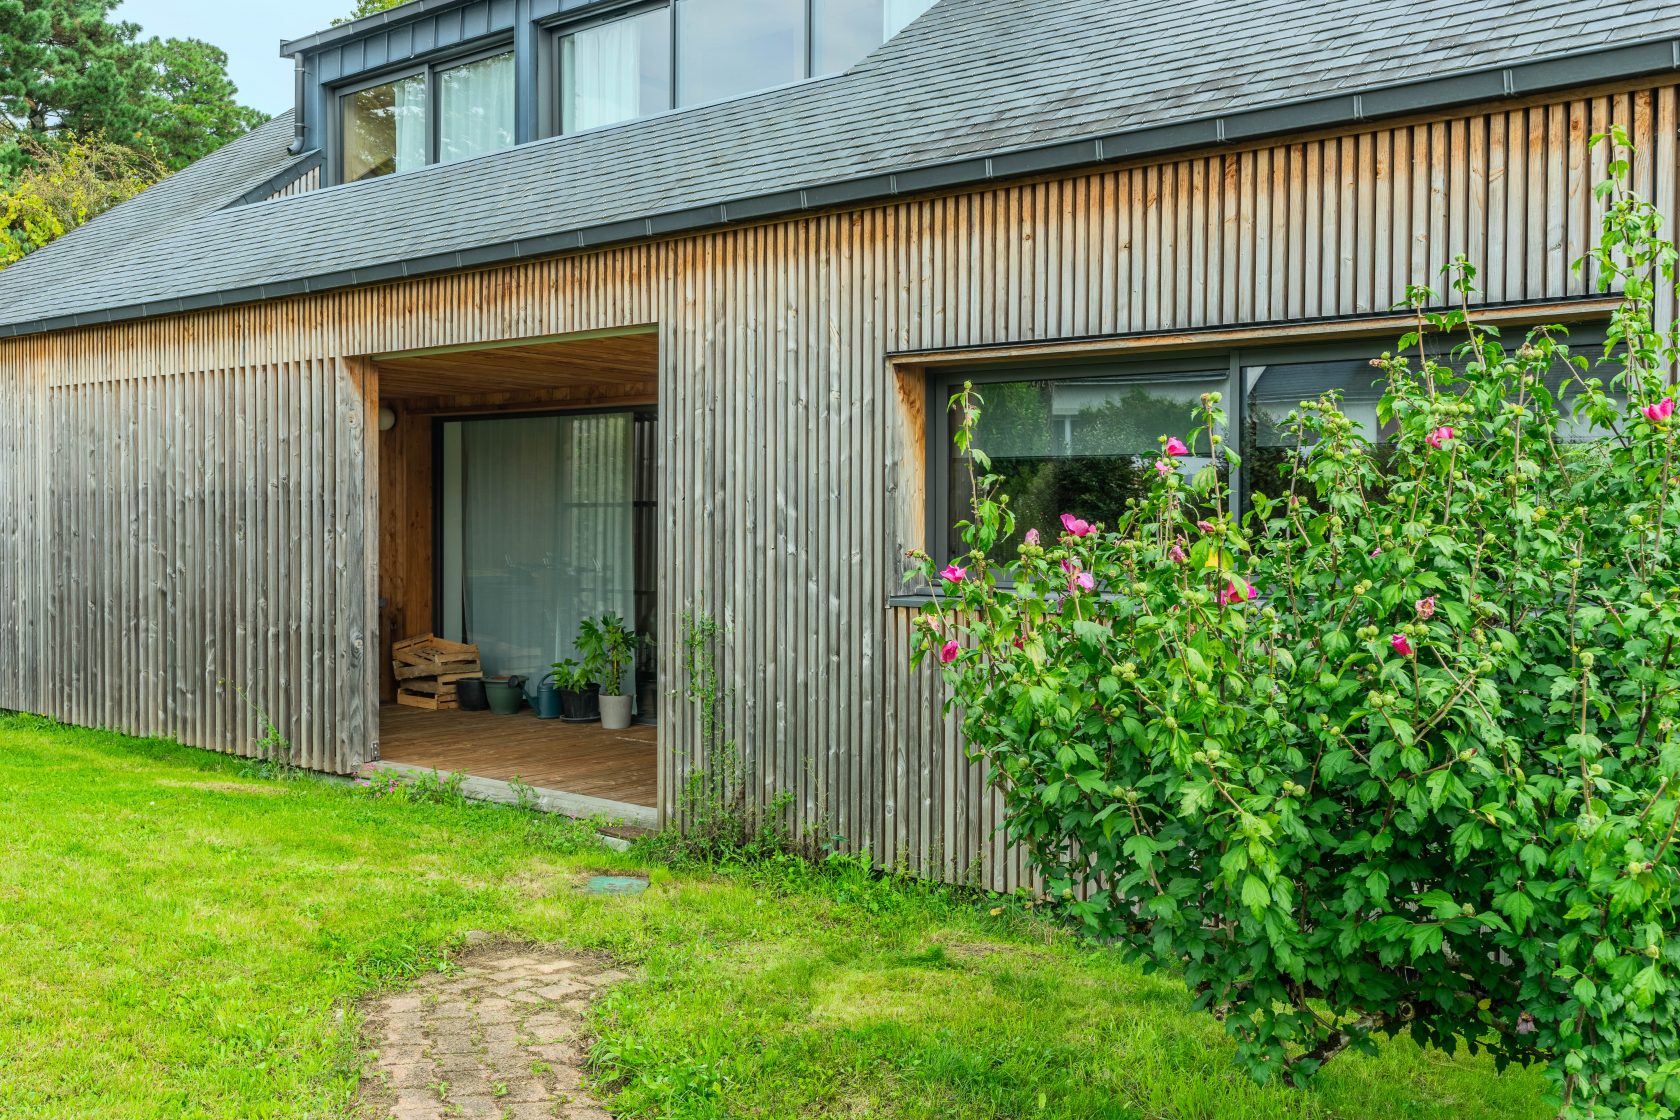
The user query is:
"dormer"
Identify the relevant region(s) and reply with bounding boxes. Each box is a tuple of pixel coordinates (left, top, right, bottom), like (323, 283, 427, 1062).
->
(280, 0, 940, 187)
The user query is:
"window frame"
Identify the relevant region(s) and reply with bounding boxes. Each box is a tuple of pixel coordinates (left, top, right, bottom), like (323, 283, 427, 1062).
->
(330, 37, 517, 185)
(924, 352, 1243, 576)
(543, 0, 933, 139)
(916, 321, 1619, 601)
(546, 0, 678, 140)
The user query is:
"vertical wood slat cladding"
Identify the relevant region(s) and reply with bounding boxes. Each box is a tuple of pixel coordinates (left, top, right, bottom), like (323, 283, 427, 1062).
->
(0, 88, 1668, 886)
(8, 362, 376, 772)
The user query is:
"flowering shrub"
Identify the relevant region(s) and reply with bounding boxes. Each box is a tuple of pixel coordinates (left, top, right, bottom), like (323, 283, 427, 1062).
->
(910, 134, 1680, 1116)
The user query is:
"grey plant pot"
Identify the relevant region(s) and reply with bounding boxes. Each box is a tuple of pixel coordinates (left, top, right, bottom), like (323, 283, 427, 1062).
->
(599, 694, 633, 731)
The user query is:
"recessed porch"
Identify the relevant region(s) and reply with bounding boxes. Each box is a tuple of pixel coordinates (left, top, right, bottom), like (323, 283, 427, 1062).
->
(371, 328, 661, 826)
(377, 705, 657, 826)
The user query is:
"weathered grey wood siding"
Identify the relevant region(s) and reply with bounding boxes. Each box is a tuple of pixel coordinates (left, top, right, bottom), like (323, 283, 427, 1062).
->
(0, 84, 1671, 887)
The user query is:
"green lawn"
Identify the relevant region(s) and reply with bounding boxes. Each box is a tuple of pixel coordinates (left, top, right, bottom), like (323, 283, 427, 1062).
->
(0, 714, 1552, 1120)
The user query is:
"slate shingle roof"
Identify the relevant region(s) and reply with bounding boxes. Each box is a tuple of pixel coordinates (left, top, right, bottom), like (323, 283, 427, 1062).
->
(3, 0, 1679, 337)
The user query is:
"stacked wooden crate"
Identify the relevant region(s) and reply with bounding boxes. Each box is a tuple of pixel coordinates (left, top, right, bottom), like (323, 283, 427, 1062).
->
(392, 635, 481, 710)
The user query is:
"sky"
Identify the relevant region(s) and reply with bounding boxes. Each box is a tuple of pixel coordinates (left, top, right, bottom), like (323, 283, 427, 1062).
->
(115, 0, 355, 116)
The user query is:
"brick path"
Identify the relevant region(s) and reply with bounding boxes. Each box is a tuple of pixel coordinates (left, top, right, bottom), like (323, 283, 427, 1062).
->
(357, 945, 626, 1120)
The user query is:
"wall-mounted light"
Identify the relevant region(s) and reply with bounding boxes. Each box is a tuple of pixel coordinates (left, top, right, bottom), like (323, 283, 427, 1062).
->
(378, 406, 398, 432)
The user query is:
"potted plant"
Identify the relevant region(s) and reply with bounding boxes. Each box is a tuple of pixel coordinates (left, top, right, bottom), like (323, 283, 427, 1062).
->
(547, 657, 600, 723)
(578, 613, 636, 730)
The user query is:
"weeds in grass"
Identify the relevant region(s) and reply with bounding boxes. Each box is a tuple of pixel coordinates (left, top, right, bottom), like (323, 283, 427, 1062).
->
(642, 608, 797, 866)
(222, 681, 302, 781)
(354, 767, 470, 808)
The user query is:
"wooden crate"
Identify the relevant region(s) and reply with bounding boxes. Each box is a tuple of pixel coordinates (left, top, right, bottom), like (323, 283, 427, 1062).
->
(391, 634, 480, 712)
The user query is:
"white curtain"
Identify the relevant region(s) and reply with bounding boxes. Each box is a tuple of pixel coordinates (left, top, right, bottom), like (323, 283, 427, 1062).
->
(444, 414, 635, 684)
(563, 18, 640, 132)
(884, 0, 936, 39)
(437, 52, 516, 163)
(393, 73, 428, 173)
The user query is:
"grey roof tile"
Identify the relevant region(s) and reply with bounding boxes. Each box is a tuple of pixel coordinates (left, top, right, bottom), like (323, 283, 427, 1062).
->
(2, 0, 1678, 334)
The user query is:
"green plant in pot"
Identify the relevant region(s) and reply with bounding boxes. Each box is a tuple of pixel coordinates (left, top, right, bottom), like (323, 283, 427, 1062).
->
(578, 613, 636, 730)
(547, 657, 599, 723)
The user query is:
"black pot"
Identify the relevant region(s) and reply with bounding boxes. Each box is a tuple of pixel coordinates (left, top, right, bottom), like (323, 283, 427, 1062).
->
(637, 679, 658, 723)
(559, 685, 601, 722)
(457, 677, 488, 711)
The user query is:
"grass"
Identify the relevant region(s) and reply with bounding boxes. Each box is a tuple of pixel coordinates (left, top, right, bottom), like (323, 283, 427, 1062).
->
(0, 713, 1553, 1120)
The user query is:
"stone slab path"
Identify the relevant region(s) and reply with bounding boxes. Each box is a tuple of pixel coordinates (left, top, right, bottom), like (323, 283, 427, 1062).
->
(357, 944, 627, 1120)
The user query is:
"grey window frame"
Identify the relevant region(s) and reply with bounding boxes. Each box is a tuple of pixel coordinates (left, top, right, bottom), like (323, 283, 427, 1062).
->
(329, 37, 517, 185)
(544, 0, 677, 139)
(545, 0, 898, 139)
(907, 318, 1617, 606)
(923, 351, 1244, 579)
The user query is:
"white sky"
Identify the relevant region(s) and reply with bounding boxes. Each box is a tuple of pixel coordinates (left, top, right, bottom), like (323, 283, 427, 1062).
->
(115, 0, 355, 116)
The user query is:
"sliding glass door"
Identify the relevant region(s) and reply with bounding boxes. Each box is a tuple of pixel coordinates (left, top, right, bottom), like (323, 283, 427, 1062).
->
(439, 412, 636, 684)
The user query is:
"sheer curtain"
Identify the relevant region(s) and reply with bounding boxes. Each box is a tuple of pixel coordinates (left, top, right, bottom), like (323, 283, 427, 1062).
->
(563, 19, 640, 132)
(437, 52, 516, 163)
(393, 74, 428, 172)
(884, 0, 937, 39)
(443, 414, 635, 684)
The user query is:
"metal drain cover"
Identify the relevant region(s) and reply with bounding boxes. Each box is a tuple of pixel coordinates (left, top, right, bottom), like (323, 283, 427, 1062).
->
(586, 876, 649, 895)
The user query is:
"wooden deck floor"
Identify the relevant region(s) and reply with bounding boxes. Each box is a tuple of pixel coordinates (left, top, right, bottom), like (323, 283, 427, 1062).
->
(378, 706, 657, 808)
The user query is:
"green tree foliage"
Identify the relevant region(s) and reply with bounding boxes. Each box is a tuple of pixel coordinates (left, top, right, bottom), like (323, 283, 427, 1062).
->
(0, 0, 149, 168)
(135, 37, 267, 170)
(336, 0, 410, 24)
(0, 130, 161, 264)
(0, 0, 265, 263)
(0, 0, 265, 173)
(912, 129, 1680, 1117)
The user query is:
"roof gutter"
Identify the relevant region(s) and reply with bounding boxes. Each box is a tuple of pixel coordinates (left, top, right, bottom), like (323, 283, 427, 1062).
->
(5, 35, 1680, 341)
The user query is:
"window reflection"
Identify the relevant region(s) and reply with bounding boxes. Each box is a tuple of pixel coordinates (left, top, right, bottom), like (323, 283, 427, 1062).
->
(813, 0, 936, 75)
(949, 372, 1228, 561)
(676, 0, 804, 106)
(561, 10, 673, 133)
(341, 73, 427, 182)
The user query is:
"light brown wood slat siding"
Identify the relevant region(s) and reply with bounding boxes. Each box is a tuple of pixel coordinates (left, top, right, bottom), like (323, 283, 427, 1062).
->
(0, 86, 1668, 885)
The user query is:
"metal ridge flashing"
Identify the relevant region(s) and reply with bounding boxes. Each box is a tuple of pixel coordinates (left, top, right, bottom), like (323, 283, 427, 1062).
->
(3, 34, 1678, 341)
(226, 152, 327, 208)
(280, 0, 484, 56)
(280, 0, 629, 57)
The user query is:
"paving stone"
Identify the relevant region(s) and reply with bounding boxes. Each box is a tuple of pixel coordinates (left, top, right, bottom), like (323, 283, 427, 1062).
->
(498, 1103, 563, 1120)
(444, 1092, 501, 1116)
(379, 1062, 436, 1090)
(354, 944, 624, 1120)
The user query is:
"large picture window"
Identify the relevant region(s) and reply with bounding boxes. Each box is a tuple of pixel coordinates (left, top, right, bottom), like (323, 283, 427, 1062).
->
(676, 0, 805, 106)
(940, 365, 1230, 562)
(931, 324, 1618, 576)
(438, 52, 516, 163)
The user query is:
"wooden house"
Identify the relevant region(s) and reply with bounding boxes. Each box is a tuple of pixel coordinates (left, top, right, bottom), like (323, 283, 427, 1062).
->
(2, 0, 1677, 886)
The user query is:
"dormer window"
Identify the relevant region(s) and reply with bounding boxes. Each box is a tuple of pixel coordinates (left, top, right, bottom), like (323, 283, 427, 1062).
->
(320, 0, 940, 182)
(554, 0, 939, 136)
(339, 48, 516, 183)
(559, 9, 674, 134)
